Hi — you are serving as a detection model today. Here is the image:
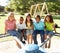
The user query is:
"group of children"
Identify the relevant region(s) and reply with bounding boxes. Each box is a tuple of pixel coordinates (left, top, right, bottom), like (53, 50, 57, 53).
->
(5, 12, 56, 48)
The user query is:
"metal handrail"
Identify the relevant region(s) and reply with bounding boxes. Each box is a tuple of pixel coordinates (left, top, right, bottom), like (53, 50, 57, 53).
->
(40, 33, 60, 47)
(0, 33, 60, 47)
(0, 33, 10, 38)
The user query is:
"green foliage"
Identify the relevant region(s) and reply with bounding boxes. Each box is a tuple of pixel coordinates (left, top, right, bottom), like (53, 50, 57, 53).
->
(0, 6, 4, 12)
(5, 0, 60, 15)
(47, 0, 60, 14)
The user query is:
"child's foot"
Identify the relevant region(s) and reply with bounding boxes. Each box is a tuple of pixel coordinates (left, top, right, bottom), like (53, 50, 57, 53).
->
(22, 41, 26, 44)
(45, 46, 47, 48)
(48, 42, 51, 48)
(45, 44, 47, 48)
(48, 45, 50, 48)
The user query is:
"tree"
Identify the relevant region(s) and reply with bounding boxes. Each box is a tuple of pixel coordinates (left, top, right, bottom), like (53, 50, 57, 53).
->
(0, 6, 4, 12)
(6, 0, 45, 14)
(47, 0, 60, 14)
(5, 0, 60, 15)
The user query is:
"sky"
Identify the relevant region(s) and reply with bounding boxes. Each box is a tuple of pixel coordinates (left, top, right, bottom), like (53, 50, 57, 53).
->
(0, 0, 9, 6)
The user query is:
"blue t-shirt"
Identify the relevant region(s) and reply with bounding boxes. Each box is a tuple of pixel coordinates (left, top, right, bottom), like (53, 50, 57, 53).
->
(33, 21, 45, 30)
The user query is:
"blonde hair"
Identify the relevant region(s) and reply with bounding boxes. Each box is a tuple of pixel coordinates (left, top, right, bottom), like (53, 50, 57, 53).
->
(8, 12, 15, 20)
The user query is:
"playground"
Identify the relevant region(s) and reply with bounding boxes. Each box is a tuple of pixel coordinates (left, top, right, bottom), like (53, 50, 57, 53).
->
(0, 0, 60, 53)
(0, 13, 60, 53)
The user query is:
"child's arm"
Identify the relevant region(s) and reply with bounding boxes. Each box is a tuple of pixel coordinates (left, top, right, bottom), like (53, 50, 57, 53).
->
(54, 27, 56, 33)
(54, 24, 56, 33)
(44, 22, 46, 29)
(32, 25, 34, 29)
(15, 24, 16, 29)
(32, 22, 34, 29)
(14, 21, 16, 29)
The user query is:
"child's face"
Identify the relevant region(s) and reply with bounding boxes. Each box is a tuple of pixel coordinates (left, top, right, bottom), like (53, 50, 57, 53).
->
(26, 16, 30, 21)
(36, 17, 40, 23)
(8, 14, 14, 21)
(46, 17, 50, 22)
(20, 18, 23, 24)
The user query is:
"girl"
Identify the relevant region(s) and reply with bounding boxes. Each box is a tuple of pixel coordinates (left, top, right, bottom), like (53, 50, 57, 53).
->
(5, 12, 19, 37)
(25, 14, 33, 44)
(44, 14, 56, 48)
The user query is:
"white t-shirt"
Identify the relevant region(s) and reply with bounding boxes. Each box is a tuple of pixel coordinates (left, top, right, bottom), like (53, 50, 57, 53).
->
(16, 23, 26, 30)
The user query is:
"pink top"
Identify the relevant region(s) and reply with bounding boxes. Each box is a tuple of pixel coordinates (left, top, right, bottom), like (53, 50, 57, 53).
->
(5, 19, 16, 31)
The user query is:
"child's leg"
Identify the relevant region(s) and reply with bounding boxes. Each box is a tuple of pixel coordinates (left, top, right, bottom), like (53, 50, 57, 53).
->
(27, 35, 30, 44)
(33, 30, 37, 44)
(48, 31, 54, 48)
(23, 30, 27, 40)
(18, 29, 23, 41)
(12, 30, 20, 39)
(31, 35, 34, 44)
(28, 30, 33, 44)
(44, 30, 49, 48)
(20, 33, 23, 42)
(39, 30, 44, 43)
(26, 30, 29, 44)
(29, 34, 33, 44)
(27, 35, 32, 44)
(48, 34, 51, 48)
(7, 30, 19, 37)
(44, 34, 47, 48)
(48, 39, 51, 48)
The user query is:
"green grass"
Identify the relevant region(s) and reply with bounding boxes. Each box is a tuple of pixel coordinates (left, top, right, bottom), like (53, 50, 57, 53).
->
(0, 15, 60, 34)
(53, 15, 60, 19)
(0, 16, 6, 34)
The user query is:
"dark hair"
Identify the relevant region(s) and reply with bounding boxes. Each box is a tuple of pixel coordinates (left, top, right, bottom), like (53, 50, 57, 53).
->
(35, 15, 41, 20)
(25, 14, 33, 26)
(44, 15, 54, 23)
(20, 17, 24, 20)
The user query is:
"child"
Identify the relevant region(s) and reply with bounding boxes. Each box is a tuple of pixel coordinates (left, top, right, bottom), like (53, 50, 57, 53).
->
(5, 12, 19, 37)
(25, 14, 33, 44)
(44, 14, 56, 48)
(33, 15, 45, 44)
(16, 17, 26, 43)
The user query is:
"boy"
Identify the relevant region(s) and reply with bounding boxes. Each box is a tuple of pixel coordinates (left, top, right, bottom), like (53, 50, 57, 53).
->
(16, 17, 26, 43)
(33, 15, 45, 44)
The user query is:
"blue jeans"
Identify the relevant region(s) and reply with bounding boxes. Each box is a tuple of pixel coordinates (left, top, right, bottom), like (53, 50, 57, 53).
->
(45, 30, 54, 36)
(18, 29, 26, 41)
(33, 30, 44, 44)
(7, 30, 20, 37)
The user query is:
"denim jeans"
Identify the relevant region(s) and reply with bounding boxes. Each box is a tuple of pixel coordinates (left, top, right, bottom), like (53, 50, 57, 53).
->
(45, 30, 54, 36)
(18, 29, 26, 41)
(33, 30, 44, 44)
(7, 30, 20, 37)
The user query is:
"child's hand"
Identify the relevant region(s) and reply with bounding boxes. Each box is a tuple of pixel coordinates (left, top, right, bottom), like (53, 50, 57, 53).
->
(32, 25, 34, 29)
(25, 27, 28, 29)
(4, 32, 7, 35)
(55, 31, 57, 33)
(44, 26, 46, 28)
